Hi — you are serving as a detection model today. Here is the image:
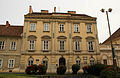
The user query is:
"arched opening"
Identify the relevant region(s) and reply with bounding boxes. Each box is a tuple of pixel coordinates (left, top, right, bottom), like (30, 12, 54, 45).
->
(59, 57, 66, 66)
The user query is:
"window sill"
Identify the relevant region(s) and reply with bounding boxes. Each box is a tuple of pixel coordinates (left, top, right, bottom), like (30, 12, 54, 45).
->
(74, 50, 81, 52)
(43, 31, 50, 32)
(0, 49, 5, 51)
(87, 32, 92, 33)
(42, 50, 49, 52)
(74, 32, 80, 33)
(9, 49, 16, 51)
(30, 30, 36, 32)
(59, 31, 65, 33)
(88, 50, 94, 52)
(59, 50, 65, 52)
(28, 50, 35, 52)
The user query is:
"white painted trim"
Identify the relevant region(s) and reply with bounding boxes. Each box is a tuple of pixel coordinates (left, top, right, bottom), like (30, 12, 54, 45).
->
(8, 59, 15, 68)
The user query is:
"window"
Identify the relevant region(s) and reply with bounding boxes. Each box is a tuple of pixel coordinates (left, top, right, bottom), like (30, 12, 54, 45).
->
(87, 24, 92, 33)
(74, 24, 79, 32)
(36, 59, 39, 65)
(28, 58, 33, 66)
(10, 42, 16, 50)
(90, 58, 95, 65)
(42, 58, 48, 67)
(43, 41, 48, 50)
(88, 41, 94, 51)
(103, 59, 107, 65)
(44, 23, 49, 31)
(60, 41, 64, 50)
(76, 58, 80, 66)
(59, 24, 64, 32)
(74, 41, 80, 51)
(30, 23, 36, 31)
(0, 59, 3, 68)
(29, 40, 35, 50)
(0, 41, 5, 50)
(8, 59, 15, 68)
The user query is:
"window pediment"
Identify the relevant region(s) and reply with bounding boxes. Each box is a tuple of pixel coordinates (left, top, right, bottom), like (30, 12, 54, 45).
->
(72, 36, 82, 39)
(41, 35, 51, 39)
(28, 35, 37, 40)
(86, 36, 95, 40)
(57, 36, 67, 39)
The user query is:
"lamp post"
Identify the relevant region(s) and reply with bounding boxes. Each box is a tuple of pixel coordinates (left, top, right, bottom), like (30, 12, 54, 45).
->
(101, 8, 117, 77)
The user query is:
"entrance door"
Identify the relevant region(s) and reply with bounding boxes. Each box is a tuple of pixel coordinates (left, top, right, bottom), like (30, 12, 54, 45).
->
(59, 57, 66, 66)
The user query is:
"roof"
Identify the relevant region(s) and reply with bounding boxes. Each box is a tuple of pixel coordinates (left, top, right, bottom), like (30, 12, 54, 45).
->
(102, 28, 120, 44)
(0, 24, 23, 37)
(25, 12, 96, 20)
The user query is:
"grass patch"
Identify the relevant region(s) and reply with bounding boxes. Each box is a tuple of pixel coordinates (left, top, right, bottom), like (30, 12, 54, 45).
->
(0, 73, 98, 78)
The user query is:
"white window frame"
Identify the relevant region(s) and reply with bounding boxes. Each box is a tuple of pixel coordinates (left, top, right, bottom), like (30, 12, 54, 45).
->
(74, 41, 80, 51)
(10, 42, 16, 50)
(60, 41, 64, 50)
(76, 58, 81, 66)
(30, 23, 36, 31)
(90, 58, 95, 65)
(87, 24, 92, 33)
(59, 24, 64, 32)
(88, 41, 94, 51)
(74, 24, 79, 32)
(0, 59, 3, 68)
(8, 59, 15, 68)
(43, 40, 49, 50)
(44, 23, 49, 31)
(42, 58, 48, 67)
(28, 58, 33, 66)
(0, 41, 5, 50)
(29, 40, 35, 50)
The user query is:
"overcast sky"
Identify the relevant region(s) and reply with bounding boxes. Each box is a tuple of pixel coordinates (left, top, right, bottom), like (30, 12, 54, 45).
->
(0, 0, 120, 43)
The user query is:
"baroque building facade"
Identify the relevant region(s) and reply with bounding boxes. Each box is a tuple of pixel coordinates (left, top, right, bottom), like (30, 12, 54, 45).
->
(20, 6, 100, 73)
(0, 6, 100, 72)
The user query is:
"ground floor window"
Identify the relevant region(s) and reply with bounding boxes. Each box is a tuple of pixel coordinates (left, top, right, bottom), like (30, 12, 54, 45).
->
(90, 57, 95, 65)
(0, 59, 3, 68)
(103, 59, 107, 65)
(76, 58, 81, 66)
(42, 57, 48, 67)
(28, 58, 33, 66)
(8, 59, 15, 68)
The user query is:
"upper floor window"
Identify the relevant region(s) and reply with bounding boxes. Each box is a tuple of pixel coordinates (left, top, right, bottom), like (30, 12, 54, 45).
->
(59, 24, 64, 32)
(44, 23, 49, 31)
(87, 24, 92, 33)
(88, 41, 94, 51)
(0, 41, 5, 50)
(29, 40, 35, 50)
(43, 41, 49, 50)
(28, 58, 33, 66)
(30, 23, 36, 31)
(8, 59, 15, 68)
(60, 41, 64, 50)
(74, 41, 80, 51)
(10, 42, 16, 50)
(0, 59, 3, 68)
(74, 24, 79, 32)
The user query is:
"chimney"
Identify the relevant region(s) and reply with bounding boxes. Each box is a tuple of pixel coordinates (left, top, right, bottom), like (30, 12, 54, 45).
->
(6, 21, 10, 27)
(54, 7, 56, 13)
(68, 11, 76, 14)
(41, 10, 48, 13)
(29, 5, 33, 13)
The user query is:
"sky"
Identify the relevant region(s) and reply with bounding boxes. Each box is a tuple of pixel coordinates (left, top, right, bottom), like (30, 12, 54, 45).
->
(0, 0, 120, 43)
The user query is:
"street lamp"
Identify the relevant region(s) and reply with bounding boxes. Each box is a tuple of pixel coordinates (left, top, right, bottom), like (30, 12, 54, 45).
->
(100, 8, 117, 77)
